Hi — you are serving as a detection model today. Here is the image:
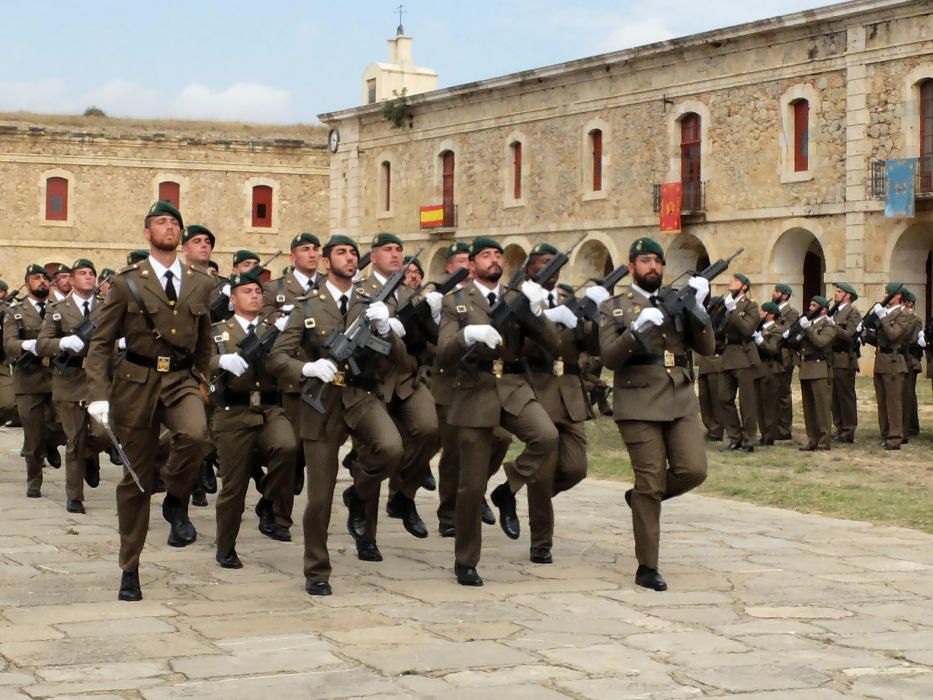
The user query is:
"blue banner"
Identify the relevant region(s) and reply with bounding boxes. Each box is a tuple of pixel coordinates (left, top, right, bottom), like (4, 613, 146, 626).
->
(884, 158, 917, 218)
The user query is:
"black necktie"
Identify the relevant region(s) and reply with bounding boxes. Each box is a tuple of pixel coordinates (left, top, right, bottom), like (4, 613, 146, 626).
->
(82, 301, 90, 319)
(164, 271, 177, 303)
(246, 322, 256, 335)
(548, 293, 556, 309)
(37, 302, 46, 320)
(487, 292, 496, 307)
(339, 294, 348, 317)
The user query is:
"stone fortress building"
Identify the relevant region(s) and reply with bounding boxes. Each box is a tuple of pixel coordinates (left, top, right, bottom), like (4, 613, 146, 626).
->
(320, 0, 933, 326)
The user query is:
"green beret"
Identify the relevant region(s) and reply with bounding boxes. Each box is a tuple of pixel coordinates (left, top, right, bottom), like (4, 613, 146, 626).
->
(761, 301, 781, 315)
(291, 232, 321, 250)
(629, 237, 665, 262)
(100, 268, 115, 280)
(183, 224, 215, 247)
(323, 234, 360, 257)
(0, 280, 8, 292)
(903, 289, 916, 304)
(774, 283, 793, 296)
(25, 264, 50, 280)
(811, 295, 829, 308)
(403, 255, 424, 275)
(529, 242, 559, 257)
(372, 232, 403, 249)
(233, 249, 260, 265)
(71, 258, 96, 274)
(49, 263, 71, 275)
(229, 269, 263, 291)
(834, 281, 858, 300)
(557, 283, 575, 295)
(734, 273, 751, 287)
(127, 250, 149, 265)
(885, 282, 905, 296)
(146, 200, 184, 230)
(470, 236, 503, 258)
(446, 241, 471, 258)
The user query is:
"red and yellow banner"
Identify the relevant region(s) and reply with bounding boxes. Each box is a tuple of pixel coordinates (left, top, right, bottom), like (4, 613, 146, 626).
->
(659, 183, 682, 233)
(419, 205, 445, 229)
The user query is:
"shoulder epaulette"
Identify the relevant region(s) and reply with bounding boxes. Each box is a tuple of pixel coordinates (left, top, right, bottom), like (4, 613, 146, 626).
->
(116, 264, 139, 275)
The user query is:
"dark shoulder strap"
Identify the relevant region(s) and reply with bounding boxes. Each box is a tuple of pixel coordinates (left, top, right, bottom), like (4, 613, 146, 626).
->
(453, 289, 469, 329)
(125, 273, 163, 342)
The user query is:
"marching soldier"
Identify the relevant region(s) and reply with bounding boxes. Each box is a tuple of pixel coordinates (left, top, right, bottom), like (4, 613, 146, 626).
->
(209, 270, 297, 568)
(867, 283, 911, 450)
(771, 283, 800, 440)
(790, 296, 837, 451)
(99, 269, 115, 298)
(718, 273, 760, 452)
(49, 263, 72, 302)
(2, 264, 65, 496)
(35, 259, 110, 513)
(752, 301, 783, 445)
(267, 234, 404, 596)
(436, 237, 560, 586)
(830, 282, 861, 443)
(697, 296, 725, 441)
(85, 200, 215, 601)
(901, 291, 922, 439)
(0, 280, 18, 427)
(598, 237, 714, 591)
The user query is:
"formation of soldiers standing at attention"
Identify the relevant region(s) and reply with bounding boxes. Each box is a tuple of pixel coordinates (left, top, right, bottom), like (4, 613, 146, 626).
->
(0, 199, 928, 601)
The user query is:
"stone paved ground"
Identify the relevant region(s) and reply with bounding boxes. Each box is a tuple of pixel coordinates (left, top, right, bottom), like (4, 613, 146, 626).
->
(0, 425, 931, 699)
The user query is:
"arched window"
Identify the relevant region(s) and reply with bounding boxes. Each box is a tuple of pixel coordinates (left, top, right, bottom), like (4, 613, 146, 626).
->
(921, 80, 933, 190)
(45, 177, 68, 221)
(158, 181, 180, 208)
(251, 185, 273, 228)
(441, 150, 455, 226)
(381, 161, 391, 212)
(792, 99, 809, 172)
(680, 114, 701, 210)
(511, 141, 522, 200)
(589, 129, 603, 192)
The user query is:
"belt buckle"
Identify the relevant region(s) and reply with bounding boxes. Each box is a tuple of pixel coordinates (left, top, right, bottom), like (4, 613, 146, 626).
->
(664, 350, 675, 368)
(249, 391, 261, 407)
(492, 359, 504, 379)
(553, 359, 564, 377)
(333, 370, 346, 387)
(156, 356, 171, 373)
(41, 357, 51, 368)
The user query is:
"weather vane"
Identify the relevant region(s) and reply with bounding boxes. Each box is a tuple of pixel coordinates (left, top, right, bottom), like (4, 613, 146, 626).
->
(396, 4, 406, 35)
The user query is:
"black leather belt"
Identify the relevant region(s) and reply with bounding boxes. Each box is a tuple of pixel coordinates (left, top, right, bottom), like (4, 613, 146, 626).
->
(474, 359, 526, 375)
(628, 354, 690, 368)
(527, 360, 581, 376)
(224, 390, 280, 406)
(125, 350, 193, 372)
(877, 348, 898, 354)
(58, 355, 84, 369)
(802, 354, 827, 362)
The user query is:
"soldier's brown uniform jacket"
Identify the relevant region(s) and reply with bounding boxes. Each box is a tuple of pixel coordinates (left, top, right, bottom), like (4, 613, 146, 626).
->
(830, 303, 862, 371)
(3, 298, 53, 396)
(35, 294, 103, 401)
(720, 296, 761, 371)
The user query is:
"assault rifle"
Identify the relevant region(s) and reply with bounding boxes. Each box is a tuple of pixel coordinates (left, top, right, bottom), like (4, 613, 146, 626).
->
(301, 247, 422, 414)
(396, 266, 469, 346)
(563, 264, 630, 327)
(357, 251, 372, 273)
(0, 284, 26, 309)
(651, 248, 745, 334)
(855, 284, 904, 349)
(208, 310, 280, 408)
(208, 249, 283, 322)
(780, 300, 837, 350)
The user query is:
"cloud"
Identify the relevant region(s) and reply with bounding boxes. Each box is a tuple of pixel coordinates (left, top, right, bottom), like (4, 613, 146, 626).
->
(172, 83, 294, 123)
(594, 16, 676, 53)
(0, 78, 76, 114)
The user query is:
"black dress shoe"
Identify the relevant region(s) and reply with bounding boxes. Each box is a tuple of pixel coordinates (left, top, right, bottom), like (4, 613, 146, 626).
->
(530, 547, 552, 564)
(758, 438, 774, 446)
(293, 461, 304, 495)
(490, 483, 519, 540)
(191, 490, 208, 507)
(741, 446, 754, 453)
(481, 499, 496, 525)
(46, 444, 62, 469)
(704, 432, 723, 442)
(216, 548, 243, 569)
(721, 442, 742, 452)
(162, 494, 197, 547)
(356, 540, 383, 562)
(155, 478, 166, 494)
(883, 443, 901, 450)
(26, 486, 41, 498)
(798, 445, 816, 452)
(118, 569, 142, 601)
(386, 493, 428, 538)
(256, 498, 291, 541)
(66, 498, 85, 514)
(84, 455, 101, 488)
(422, 469, 437, 491)
(454, 563, 483, 586)
(775, 433, 793, 441)
(305, 579, 332, 596)
(201, 458, 218, 494)
(635, 564, 668, 591)
(438, 524, 455, 538)
(108, 446, 123, 466)
(624, 489, 633, 508)
(342, 486, 368, 542)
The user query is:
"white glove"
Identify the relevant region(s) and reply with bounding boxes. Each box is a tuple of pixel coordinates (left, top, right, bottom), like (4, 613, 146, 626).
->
(425, 291, 443, 317)
(218, 353, 249, 377)
(20, 339, 37, 355)
(544, 304, 580, 329)
(520, 280, 549, 317)
(855, 322, 863, 334)
(274, 315, 290, 332)
(388, 317, 406, 338)
(222, 284, 231, 297)
(302, 358, 338, 383)
(799, 316, 811, 329)
(584, 286, 611, 306)
(918, 333, 927, 349)
(782, 329, 791, 339)
(687, 276, 710, 305)
(752, 331, 764, 345)
(463, 324, 502, 349)
(88, 400, 110, 426)
(631, 307, 664, 332)
(365, 301, 391, 335)
(280, 304, 295, 314)
(723, 294, 737, 311)
(871, 303, 887, 318)
(118, 337, 127, 350)
(58, 335, 85, 353)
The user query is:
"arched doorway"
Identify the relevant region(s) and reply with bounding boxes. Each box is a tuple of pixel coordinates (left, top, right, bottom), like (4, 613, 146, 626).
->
(889, 223, 933, 319)
(572, 239, 614, 286)
(502, 244, 527, 281)
(665, 233, 710, 282)
(770, 227, 825, 305)
(426, 246, 448, 282)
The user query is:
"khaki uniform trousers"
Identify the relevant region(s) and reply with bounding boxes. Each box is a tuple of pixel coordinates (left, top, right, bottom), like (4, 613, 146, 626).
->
(16, 392, 63, 492)
(774, 366, 794, 438)
(0, 369, 16, 426)
(698, 373, 723, 440)
(302, 398, 402, 583)
(214, 406, 296, 555)
(718, 367, 759, 446)
(435, 404, 509, 530)
(527, 417, 587, 551)
(874, 371, 905, 447)
(386, 384, 440, 500)
(755, 371, 779, 442)
(617, 415, 708, 569)
(903, 370, 920, 437)
(831, 367, 858, 440)
(56, 401, 109, 502)
(275, 392, 304, 528)
(455, 401, 558, 568)
(801, 377, 833, 449)
(114, 392, 211, 571)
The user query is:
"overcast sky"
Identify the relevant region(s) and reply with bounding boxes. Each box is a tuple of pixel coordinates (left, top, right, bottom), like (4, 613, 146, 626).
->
(0, 0, 830, 124)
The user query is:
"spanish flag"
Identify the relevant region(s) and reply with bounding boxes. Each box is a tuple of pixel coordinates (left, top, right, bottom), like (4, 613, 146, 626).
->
(659, 183, 682, 233)
(420, 205, 445, 229)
